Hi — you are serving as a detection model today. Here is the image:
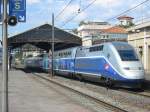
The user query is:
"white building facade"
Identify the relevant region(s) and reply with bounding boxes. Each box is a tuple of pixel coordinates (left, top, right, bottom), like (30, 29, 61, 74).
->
(127, 22, 150, 72)
(78, 22, 112, 37)
(78, 22, 112, 46)
(117, 16, 134, 26)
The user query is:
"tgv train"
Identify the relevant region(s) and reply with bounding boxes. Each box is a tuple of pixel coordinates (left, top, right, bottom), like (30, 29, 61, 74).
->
(25, 42, 145, 88)
(53, 42, 145, 88)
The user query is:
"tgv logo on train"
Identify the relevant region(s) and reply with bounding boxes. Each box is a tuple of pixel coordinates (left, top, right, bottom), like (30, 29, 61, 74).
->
(25, 42, 145, 88)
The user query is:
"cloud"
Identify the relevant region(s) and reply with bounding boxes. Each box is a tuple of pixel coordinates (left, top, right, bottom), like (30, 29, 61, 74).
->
(94, 0, 122, 8)
(7, 0, 150, 36)
(75, 12, 87, 22)
(27, 0, 41, 5)
(58, 4, 80, 21)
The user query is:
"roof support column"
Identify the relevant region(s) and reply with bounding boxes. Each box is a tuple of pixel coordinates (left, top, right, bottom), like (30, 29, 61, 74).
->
(51, 13, 55, 77)
(144, 28, 147, 71)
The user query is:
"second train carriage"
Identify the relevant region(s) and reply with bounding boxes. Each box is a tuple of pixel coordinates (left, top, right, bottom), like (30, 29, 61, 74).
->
(24, 56, 43, 69)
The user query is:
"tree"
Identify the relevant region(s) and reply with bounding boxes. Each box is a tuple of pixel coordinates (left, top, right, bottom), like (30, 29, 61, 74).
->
(79, 21, 87, 26)
(72, 28, 78, 34)
(119, 21, 135, 28)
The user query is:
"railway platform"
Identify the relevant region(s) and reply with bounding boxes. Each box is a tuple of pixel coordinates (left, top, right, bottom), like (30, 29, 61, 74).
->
(0, 69, 115, 112)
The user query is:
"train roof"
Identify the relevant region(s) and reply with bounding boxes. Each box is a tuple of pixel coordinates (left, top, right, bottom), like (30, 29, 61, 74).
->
(111, 42, 133, 50)
(55, 42, 132, 52)
(55, 46, 78, 53)
(83, 42, 129, 48)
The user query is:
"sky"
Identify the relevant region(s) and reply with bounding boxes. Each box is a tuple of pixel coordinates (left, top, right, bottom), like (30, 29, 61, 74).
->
(0, 0, 150, 39)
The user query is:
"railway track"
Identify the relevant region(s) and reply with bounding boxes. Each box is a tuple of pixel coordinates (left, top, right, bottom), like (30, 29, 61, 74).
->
(118, 88, 150, 98)
(31, 73, 128, 112)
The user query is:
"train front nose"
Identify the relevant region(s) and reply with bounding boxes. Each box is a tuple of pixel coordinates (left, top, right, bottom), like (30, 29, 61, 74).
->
(121, 62, 145, 80)
(124, 69, 145, 79)
(122, 67, 145, 81)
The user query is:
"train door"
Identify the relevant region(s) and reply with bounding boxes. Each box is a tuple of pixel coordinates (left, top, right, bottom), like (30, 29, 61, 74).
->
(74, 47, 86, 72)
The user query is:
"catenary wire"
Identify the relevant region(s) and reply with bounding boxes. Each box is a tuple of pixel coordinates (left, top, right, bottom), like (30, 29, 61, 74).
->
(55, 0, 75, 20)
(61, 0, 150, 27)
(61, 0, 97, 27)
(106, 0, 150, 21)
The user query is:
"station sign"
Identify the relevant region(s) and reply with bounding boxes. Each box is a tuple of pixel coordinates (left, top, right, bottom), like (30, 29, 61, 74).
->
(9, 0, 26, 22)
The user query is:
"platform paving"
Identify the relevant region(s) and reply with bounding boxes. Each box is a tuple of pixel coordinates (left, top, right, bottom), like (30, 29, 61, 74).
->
(0, 70, 100, 112)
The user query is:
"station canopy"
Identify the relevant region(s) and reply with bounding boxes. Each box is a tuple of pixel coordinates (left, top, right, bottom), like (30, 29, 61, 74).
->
(8, 24, 82, 51)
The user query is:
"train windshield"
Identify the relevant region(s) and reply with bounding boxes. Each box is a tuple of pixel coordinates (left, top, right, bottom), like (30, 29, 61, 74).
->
(118, 50, 139, 61)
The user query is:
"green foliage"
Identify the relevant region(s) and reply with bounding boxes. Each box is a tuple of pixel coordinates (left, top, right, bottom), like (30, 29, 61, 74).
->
(15, 52, 23, 60)
(119, 21, 135, 28)
(72, 29, 78, 34)
(79, 21, 87, 26)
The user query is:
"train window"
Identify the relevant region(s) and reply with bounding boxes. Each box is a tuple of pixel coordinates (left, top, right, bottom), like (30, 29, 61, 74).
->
(57, 51, 72, 57)
(68, 51, 71, 56)
(118, 50, 139, 61)
(89, 45, 103, 52)
(76, 48, 85, 57)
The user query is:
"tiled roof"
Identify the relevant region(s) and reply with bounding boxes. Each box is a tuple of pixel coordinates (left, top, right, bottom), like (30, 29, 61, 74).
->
(101, 26, 127, 34)
(117, 16, 134, 20)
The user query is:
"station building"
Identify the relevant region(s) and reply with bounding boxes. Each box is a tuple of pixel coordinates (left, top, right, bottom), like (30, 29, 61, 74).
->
(93, 26, 127, 45)
(127, 21, 150, 72)
(77, 21, 112, 38)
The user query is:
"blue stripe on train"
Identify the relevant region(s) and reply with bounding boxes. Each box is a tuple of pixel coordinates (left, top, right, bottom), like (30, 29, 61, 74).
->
(54, 58, 75, 71)
(54, 57, 127, 81)
(75, 57, 126, 81)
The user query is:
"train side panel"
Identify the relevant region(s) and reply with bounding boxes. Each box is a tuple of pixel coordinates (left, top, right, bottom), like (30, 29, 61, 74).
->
(74, 45, 125, 81)
(54, 47, 77, 75)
